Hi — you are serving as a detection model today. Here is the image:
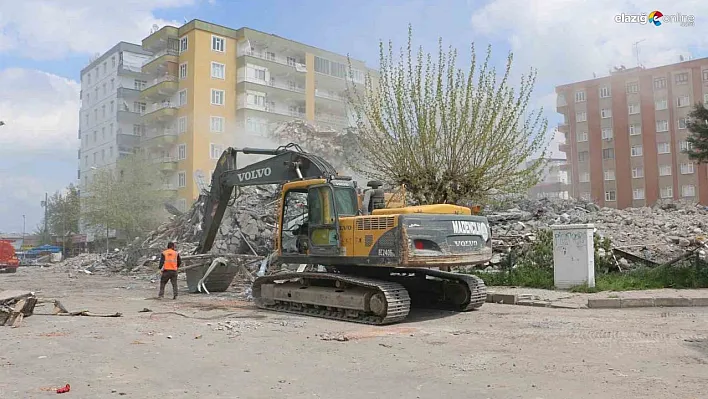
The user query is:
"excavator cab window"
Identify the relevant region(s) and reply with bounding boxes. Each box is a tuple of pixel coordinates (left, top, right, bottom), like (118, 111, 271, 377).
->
(332, 186, 358, 216)
(307, 184, 341, 256)
(280, 190, 308, 254)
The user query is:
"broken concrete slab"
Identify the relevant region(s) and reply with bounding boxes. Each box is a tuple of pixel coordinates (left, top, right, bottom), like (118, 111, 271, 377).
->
(690, 298, 708, 307)
(0, 290, 38, 327)
(549, 302, 582, 309)
(492, 293, 517, 305)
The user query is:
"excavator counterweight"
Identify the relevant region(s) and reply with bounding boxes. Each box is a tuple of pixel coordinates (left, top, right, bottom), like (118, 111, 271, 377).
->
(195, 143, 492, 325)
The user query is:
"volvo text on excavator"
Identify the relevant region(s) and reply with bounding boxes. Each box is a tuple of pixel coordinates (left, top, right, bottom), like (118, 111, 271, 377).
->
(196, 143, 492, 325)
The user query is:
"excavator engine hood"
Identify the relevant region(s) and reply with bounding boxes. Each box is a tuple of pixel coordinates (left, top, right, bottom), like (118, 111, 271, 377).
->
(399, 214, 492, 267)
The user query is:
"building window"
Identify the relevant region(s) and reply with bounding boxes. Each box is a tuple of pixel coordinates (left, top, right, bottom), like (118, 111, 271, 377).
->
(211, 35, 225, 52)
(703, 70, 708, 81)
(211, 62, 225, 79)
(656, 120, 669, 132)
(601, 128, 613, 140)
(657, 142, 671, 154)
(133, 101, 146, 113)
(575, 90, 586, 102)
(677, 95, 690, 107)
(94, 109, 97, 121)
(179, 36, 188, 53)
(110, 101, 114, 114)
(247, 92, 266, 107)
(577, 131, 588, 142)
(210, 143, 224, 159)
(626, 81, 639, 93)
(682, 184, 696, 197)
(286, 56, 297, 66)
(628, 103, 640, 115)
(602, 148, 614, 159)
(605, 190, 616, 202)
(678, 118, 687, 129)
(210, 116, 224, 133)
(178, 90, 187, 106)
(87, 74, 91, 85)
(578, 151, 589, 162)
(102, 104, 106, 118)
(247, 117, 268, 134)
(101, 149, 105, 162)
(681, 162, 695, 174)
(655, 99, 668, 110)
(630, 145, 643, 157)
(109, 123, 113, 135)
(93, 152, 97, 164)
(93, 131, 97, 142)
(629, 124, 641, 135)
(579, 172, 590, 183)
(604, 169, 615, 181)
(675, 72, 689, 85)
(659, 165, 672, 176)
(101, 127, 105, 140)
(134, 79, 146, 90)
(179, 63, 187, 80)
(576, 111, 587, 122)
(660, 186, 673, 199)
(633, 188, 645, 200)
(599, 86, 611, 98)
(632, 167, 644, 178)
(601, 108, 612, 118)
(654, 77, 667, 90)
(178, 116, 187, 134)
(178, 171, 186, 187)
(680, 140, 693, 152)
(84, 155, 88, 166)
(211, 89, 225, 105)
(178, 144, 186, 160)
(102, 83, 107, 95)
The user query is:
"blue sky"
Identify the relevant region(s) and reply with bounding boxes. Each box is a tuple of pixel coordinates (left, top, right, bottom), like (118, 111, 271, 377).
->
(0, 0, 706, 233)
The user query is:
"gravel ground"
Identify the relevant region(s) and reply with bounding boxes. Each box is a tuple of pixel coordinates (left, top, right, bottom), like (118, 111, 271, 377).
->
(2, 266, 708, 399)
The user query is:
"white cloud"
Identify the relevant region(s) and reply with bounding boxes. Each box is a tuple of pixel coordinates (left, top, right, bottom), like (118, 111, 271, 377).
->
(0, 68, 80, 152)
(0, 0, 208, 60)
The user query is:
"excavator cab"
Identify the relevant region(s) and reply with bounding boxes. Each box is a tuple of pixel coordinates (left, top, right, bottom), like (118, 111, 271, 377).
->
(278, 177, 359, 258)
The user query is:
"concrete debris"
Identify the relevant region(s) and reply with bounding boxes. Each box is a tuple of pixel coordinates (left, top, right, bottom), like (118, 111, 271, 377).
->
(486, 197, 708, 266)
(0, 290, 38, 327)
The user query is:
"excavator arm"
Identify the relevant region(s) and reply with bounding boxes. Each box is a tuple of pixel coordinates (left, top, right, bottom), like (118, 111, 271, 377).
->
(195, 143, 338, 254)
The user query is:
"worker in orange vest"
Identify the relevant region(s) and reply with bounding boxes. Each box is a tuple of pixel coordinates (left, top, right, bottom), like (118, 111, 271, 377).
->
(158, 242, 182, 299)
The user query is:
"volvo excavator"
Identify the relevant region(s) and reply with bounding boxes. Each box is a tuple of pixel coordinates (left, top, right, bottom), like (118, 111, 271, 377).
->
(196, 143, 492, 325)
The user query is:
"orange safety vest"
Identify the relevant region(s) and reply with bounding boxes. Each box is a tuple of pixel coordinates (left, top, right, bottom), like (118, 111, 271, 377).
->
(162, 249, 178, 271)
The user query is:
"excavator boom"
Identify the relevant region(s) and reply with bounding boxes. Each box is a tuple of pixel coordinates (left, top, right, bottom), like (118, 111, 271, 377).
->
(196, 143, 337, 254)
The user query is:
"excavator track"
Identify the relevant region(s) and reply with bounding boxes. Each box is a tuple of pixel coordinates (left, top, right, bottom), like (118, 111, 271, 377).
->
(252, 272, 411, 325)
(385, 268, 487, 312)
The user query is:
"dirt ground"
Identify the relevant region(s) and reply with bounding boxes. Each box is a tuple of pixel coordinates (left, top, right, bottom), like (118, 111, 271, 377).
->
(2, 266, 708, 399)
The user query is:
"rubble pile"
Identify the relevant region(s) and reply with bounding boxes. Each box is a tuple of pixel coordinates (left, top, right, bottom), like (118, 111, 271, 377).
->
(487, 197, 708, 264)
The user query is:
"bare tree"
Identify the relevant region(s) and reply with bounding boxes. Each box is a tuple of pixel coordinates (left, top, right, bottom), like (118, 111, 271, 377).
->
(346, 25, 550, 205)
(82, 155, 171, 239)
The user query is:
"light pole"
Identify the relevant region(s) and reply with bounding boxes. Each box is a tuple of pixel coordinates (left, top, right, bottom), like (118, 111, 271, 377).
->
(22, 215, 25, 260)
(40, 193, 48, 245)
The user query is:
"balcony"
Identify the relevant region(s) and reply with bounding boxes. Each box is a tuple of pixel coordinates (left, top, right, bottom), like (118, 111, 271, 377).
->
(239, 76, 305, 95)
(118, 61, 146, 77)
(557, 122, 569, 133)
(142, 26, 179, 52)
(142, 48, 179, 74)
(150, 156, 178, 172)
(141, 102, 179, 124)
(237, 99, 306, 119)
(239, 48, 307, 73)
(117, 86, 141, 99)
(315, 89, 346, 102)
(141, 75, 178, 100)
(117, 132, 140, 148)
(556, 95, 568, 108)
(117, 105, 142, 124)
(141, 128, 178, 148)
(558, 142, 570, 153)
(161, 183, 178, 192)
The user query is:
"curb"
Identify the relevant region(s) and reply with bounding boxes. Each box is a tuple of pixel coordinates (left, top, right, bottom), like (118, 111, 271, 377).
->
(485, 293, 582, 309)
(587, 297, 708, 309)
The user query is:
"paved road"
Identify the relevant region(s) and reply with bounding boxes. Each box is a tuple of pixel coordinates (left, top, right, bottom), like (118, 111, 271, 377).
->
(2, 267, 708, 398)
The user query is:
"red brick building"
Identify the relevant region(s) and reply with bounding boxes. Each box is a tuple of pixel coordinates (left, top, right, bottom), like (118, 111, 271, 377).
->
(556, 58, 708, 208)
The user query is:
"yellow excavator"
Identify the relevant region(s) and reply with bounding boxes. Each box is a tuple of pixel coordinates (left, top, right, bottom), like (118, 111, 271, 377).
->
(196, 143, 492, 325)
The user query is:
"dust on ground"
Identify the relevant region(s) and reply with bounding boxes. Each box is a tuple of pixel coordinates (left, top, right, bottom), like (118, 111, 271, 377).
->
(2, 266, 708, 399)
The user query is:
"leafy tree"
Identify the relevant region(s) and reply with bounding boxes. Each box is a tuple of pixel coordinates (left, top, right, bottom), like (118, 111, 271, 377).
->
(46, 184, 81, 238)
(82, 154, 172, 240)
(345, 25, 549, 205)
(685, 102, 708, 163)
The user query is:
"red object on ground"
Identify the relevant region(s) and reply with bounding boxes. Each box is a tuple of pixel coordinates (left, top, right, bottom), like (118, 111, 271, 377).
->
(56, 384, 70, 394)
(0, 240, 20, 272)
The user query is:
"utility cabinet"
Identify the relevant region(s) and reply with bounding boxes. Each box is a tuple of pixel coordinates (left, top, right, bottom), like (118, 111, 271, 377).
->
(551, 224, 595, 289)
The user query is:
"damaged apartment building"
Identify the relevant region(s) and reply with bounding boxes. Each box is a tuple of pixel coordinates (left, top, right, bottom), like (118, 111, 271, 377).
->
(77, 19, 375, 243)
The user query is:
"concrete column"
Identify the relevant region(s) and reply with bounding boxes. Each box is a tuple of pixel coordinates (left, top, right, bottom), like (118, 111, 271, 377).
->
(305, 53, 315, 122)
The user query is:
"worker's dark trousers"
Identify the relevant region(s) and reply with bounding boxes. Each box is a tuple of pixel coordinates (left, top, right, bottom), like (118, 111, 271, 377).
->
(159, 270, 178, 299)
